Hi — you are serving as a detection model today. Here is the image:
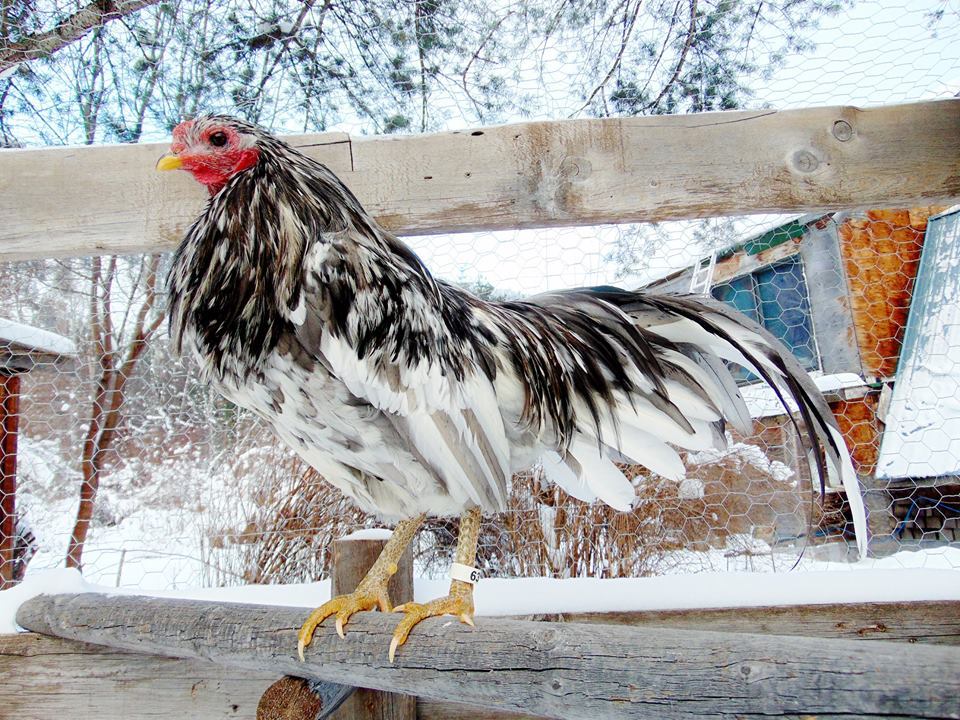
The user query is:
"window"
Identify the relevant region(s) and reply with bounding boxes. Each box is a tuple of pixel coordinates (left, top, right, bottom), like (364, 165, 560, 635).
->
(711, 255, 819, 381)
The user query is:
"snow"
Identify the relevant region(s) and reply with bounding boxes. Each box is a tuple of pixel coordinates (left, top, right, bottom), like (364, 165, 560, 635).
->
(677, 478, 705, 500)
(741, 372, 867, 419)
(0, 318, 76, 356)
(687, 437, 794, 484)
(3, 548, 958, 634)
(341, 528, 395, 541)
(0, 568, 93, 634)
(15, 435, 266, 591)
(877, 206, 960, 479)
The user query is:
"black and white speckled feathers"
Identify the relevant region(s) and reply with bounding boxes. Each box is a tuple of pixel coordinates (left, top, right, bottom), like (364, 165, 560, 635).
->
(166, 116, 866, 554)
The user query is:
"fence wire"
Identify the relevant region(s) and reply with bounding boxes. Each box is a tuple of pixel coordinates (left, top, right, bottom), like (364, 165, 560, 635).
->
(1, 0, 958, 591)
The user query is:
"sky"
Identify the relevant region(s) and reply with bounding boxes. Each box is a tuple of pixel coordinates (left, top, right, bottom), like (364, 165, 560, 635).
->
(402, 0, 960, 296)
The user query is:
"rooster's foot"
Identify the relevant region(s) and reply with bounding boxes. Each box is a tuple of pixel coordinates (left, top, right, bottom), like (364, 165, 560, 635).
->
(297, 564, 397, 661)
(389, 587, 475, 663)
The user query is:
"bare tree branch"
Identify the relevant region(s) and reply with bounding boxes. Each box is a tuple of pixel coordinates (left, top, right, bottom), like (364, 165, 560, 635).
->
(572, 0, 643, 116)
(66, 254, 166, 570)
(644, 0, 699, 113)
(0, 0, 161, 75)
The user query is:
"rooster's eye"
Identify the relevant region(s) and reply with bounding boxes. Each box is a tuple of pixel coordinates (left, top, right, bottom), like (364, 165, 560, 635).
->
(209, 131, 228, 147)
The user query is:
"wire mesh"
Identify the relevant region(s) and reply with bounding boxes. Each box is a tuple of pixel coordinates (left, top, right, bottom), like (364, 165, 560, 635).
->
(1, 0, 958, 593)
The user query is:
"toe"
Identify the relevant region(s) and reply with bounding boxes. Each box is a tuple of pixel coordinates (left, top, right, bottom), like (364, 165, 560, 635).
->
(389, 611, 422, 663)
(296, 602, 338, 660)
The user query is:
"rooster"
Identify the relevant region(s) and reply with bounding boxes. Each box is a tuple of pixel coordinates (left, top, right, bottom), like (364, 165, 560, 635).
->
(157, 116, 867, 662)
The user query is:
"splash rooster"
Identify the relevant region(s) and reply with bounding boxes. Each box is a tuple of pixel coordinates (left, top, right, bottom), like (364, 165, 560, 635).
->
(158, 116, 867, 662)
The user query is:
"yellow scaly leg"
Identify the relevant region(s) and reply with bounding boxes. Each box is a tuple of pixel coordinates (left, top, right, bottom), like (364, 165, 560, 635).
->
(389, 506, 481, 662)
(297, 513, 425, 661)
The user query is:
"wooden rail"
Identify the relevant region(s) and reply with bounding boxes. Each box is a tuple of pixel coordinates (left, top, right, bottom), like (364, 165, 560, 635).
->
(556, 600, 960, 645)
(0, 99, 958, 262)
(0, 633, 539, 720)
(13, 592, 960, 720)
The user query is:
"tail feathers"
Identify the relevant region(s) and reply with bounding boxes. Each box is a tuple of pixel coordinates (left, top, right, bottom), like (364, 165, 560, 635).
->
(540, 441, 635, 511)
(595, 420, 687, 481)
(689, 350, 754, 435)
(829, 425, 869, 558)
(523, 286, 868, 558)
(640, 293, 868, 558)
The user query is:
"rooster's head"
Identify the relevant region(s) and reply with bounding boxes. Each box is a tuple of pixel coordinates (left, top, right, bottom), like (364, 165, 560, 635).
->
(157, 116, 260, 195)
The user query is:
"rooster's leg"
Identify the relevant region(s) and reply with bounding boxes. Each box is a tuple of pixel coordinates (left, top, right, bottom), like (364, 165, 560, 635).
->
(297, 513, 425, 661)
(389, 506, 481, 662)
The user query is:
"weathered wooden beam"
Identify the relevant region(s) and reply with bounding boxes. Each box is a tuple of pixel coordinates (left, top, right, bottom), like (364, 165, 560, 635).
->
(553, 600, 960, 646)
(0, 632, 275, 719)
(0, 633, 538, 720)
(1, 99, 957, 262)
(16, 593, 960, 719)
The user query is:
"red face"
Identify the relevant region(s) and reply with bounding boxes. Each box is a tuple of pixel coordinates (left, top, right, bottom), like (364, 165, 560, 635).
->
(157, 119, 260, 195)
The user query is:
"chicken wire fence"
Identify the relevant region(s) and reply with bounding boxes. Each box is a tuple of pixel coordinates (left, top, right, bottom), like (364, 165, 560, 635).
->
(1, 0, 959, 592)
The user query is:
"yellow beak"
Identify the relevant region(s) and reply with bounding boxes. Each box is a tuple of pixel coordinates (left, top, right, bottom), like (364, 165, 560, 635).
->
(156, 153, 183, 171)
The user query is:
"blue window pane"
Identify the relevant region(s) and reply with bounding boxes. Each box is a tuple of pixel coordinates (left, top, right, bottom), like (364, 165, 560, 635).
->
(712, 273, 759, 323)
(754, 257, 819, 371)
(710, 256, 820, 382)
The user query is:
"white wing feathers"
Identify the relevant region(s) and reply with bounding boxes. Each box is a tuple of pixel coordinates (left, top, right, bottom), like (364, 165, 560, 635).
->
(319, 331, 512, 511)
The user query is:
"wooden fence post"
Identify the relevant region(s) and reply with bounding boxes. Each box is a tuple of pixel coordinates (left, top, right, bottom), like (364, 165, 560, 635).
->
(330, 535, 416, 720)
(257, 532, 416, 720)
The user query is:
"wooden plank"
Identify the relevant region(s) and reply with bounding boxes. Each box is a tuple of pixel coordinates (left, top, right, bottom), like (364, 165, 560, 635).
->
(417, 701, 539, 720)
(552, 600, 960, 645)
(0, 632, 277, 718)
(1, 100, 958, 262)
(257, 536, 418, 720)
(0, 633, 536, 720)
(16, 593, 960, 719)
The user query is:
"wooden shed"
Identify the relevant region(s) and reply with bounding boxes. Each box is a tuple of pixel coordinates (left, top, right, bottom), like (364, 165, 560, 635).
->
(0, 319, 76, 588)
(645, 206, 960, 555)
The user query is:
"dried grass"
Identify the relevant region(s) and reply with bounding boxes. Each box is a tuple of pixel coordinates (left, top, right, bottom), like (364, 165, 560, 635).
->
(233, 426, 827, 584)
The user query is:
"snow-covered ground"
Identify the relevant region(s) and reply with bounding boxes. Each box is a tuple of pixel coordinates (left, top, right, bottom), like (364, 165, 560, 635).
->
(3, 547, 959, 634)
(16, 435, 269, 590)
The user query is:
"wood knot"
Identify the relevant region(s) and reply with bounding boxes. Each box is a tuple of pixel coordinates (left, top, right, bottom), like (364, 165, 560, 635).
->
(856, 622, 888, 636)
(558, 156, 592, 181)
(832, 120, 854, 141)
(791, 149, 820, 173)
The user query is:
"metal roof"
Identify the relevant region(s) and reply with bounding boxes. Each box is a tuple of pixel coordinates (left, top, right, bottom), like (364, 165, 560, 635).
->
(876, 205, 960, 479)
